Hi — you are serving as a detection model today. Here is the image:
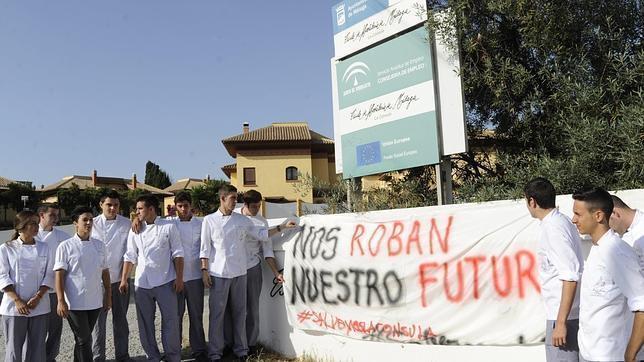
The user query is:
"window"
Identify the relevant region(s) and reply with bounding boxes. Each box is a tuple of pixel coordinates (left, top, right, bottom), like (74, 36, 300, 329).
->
(286, 166, 298, 181)
(243, 167, 256, 186)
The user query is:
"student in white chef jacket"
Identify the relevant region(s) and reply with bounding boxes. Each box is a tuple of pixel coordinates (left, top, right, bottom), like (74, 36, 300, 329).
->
(36, 203, 70, 362)
(572, 188, 644, 362)
(54, 206, 111, 362)
(120, 195, 184, 362)
(609, 194, 644, 361)
(200, 185, 268, 361)
(0, 210, 54, 362)
(166, 191, 207, 361)
(224, 189, 296, 355)
(610, 195, 644, 266)
(90, 190, 132, 362)
(524, 178, 584, 361)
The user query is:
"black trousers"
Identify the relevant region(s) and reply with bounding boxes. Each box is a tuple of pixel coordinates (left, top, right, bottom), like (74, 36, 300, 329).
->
(67, 308, 101, 362)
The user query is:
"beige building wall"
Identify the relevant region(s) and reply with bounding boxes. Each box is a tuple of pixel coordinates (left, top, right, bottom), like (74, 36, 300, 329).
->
(328, 161, 337, 183)
(235, 153, 314, 202)
(311, 156, 330, 183)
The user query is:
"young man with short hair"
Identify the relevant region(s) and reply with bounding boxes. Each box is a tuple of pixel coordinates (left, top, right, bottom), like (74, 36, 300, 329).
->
(524, 177, 583, 362)
(169, 191, 207, 362)
(54, 206, 111, 362)
(609, 194, 644, 361)
(120, 195, 184, 362)
(228, 189, 296, 355)
(572, 188, 644, 362)
(200, 185, 267, 361)
(36, 203, 70, 362)
(91, 190, 132, 362)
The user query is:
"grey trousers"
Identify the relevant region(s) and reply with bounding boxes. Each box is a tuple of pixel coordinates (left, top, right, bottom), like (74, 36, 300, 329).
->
(207, 275, 248, 359)
(46, 293, 63, 362)
(177, 278, 207, 356)
(579, 357, 620, 362)
(91, 281, 130, 361)
(134, 281, 181, 362)
(3, 314, 48, 362)
(545, 319, 579, 362)
(225, 264, 262, 349)
(245, 263, 263, 348)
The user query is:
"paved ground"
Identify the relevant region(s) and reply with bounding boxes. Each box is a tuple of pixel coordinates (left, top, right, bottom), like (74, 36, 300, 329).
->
(0, 288, 270, 361)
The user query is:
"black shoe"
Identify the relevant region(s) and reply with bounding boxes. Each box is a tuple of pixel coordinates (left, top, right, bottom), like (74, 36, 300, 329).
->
(248, 345, 262, 357)
(222, 345, 233, 357)
(193, 352, 209, 362)
(234, 355, 248, 362)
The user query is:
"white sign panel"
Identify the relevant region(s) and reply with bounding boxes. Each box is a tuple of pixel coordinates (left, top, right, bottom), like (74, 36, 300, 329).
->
(333, 0, 428, 59)
(433, 11, 468, 155)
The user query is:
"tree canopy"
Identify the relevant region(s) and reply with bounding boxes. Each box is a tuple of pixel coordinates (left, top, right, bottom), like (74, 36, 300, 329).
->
(144, 160, 172, 190)
(430, 0, 643, 201)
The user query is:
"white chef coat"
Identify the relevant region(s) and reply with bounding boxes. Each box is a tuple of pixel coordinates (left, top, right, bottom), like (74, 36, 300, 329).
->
(621, 209, 644, 361)
(578, 229, 644, 361)
(123, 219, 184, 289)
(91, 214, 131, 284)
(36, 226, 70, 294)
(167, 216, 202, 282)
(200, 210, 268, 279)
(537, 209, 584, 320)
(54, 234, 108, 311)
(234, 209, 274, 270)
(0, 239, 53, 317)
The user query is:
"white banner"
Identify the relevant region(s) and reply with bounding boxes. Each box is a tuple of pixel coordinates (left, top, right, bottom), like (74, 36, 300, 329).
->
(283, 190, 644, 345)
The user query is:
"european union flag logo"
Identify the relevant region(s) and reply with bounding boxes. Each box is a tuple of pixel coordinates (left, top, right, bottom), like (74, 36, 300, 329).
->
(356, 141, 382, 166)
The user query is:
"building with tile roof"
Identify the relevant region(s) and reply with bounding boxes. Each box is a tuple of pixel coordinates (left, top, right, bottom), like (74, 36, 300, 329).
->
(39, 170, 172, 204)
(161, 177, 210, 216)
(221, 122, 336, 203)
(163, 178, 208, 193)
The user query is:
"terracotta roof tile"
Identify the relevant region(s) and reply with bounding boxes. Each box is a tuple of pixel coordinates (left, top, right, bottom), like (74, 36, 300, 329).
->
(222, 122, 332, 143)
(163, 178, 207, 193)
(39, 175, 172, 196)
(221, 163, 237, 178)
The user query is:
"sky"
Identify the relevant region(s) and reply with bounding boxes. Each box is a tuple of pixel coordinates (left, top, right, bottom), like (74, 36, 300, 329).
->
(0, 1, 336, 188)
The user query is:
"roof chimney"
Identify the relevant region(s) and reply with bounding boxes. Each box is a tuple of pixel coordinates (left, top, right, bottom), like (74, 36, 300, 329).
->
(92, 170, 97, 187)
(132, 173, 137, 189)
(243, 122, 250, 134)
